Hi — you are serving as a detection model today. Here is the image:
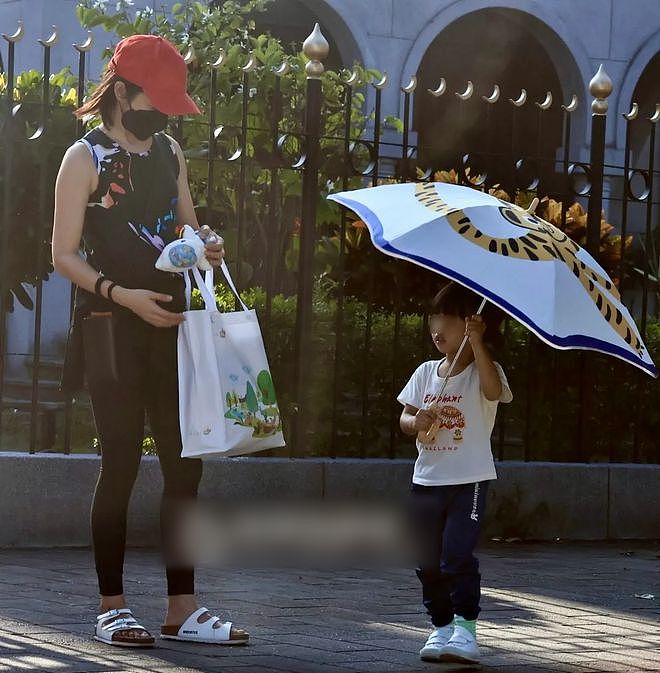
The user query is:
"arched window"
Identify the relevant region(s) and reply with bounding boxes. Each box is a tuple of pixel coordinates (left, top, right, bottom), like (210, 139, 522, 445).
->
(414, 9, 569, 196)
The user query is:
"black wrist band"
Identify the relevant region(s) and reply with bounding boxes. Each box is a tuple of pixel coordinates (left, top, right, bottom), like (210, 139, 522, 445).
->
(94, 274, 106, 297)
(106, 282, 118, 303)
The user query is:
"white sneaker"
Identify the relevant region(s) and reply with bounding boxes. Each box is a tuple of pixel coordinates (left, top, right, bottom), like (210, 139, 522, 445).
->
(438, 623, 480, 663)
(419, 624, 454, 661)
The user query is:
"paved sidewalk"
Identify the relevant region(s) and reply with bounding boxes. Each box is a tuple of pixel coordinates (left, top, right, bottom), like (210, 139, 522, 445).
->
(0, 542, 657, 673)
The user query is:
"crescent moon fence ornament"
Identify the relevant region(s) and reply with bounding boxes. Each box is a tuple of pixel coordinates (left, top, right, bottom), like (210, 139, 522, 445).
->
(509, 89, 527, 107)
(562, 94, 579, 112)
(183, 45, 195, 64)
(345, 70, 360, 87)
(274, 62, 290, 77)
(482, 84, 500, 104)
(623, 103, 639, 121)
(28, 126, 45, 142)
(2, 20, 25, 43)
(228, 147, 243, 162)
(74, 31, 94, 53)
(536, 91, 553, 110)
(428, 78, 447, 97)
(211, 50, 226, 68)
(373, 72, 389, 90)
(242, 54, 257, 73)
(456, 81, 474, 101)
(401, 76, 417, 94)
(39, 26, 59, 48)
(650, 104, 660, 124)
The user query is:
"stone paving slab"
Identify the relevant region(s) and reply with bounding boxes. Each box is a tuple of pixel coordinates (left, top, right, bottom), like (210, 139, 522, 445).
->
(0, 542, 657, 672)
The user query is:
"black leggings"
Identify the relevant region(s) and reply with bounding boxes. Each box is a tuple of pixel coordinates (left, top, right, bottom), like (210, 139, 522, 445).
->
(85, 310, 202, 597)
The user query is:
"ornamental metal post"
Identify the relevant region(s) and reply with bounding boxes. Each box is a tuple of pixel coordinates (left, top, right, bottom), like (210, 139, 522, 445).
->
(586, 65, 612, 258)
(578, 65, 612, 461)
(292, 24, 328, 454)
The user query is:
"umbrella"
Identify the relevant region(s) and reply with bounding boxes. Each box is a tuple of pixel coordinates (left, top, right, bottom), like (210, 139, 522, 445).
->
(328, 181, 657, 378)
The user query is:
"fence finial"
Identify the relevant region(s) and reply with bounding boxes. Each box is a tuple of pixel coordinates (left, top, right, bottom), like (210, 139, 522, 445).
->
(650, 104, 660, 124)
(623, 102, 638, 121)
(509, 89, 527, 107)
(74, 31, 94, 53)
(536, 91, 553, 110)
(428, 78, 446, 97)
(303, 23, 329, 79)
(482, 84, 500, 104)
(183, 45, 195, 65)
(39, 26, 59, 48)
(2, 20, 24, 43)
(373, 73, 389, 90)
(211, 49, 226, 69)
(589, 65, 612, 115)
(455, 81, 474, 100)
(402, 76, 417, 94)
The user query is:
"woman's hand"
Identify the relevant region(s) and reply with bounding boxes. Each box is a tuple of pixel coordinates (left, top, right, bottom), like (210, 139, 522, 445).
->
(115, 288, 185, 328)
(197, 225, 225, 268)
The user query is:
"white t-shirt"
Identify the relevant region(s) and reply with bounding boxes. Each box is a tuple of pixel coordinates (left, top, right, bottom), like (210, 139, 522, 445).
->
(398, 359, 513, 486)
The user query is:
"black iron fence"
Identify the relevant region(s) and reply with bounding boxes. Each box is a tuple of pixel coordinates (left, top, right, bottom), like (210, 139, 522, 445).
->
(1, 22, 658, 462)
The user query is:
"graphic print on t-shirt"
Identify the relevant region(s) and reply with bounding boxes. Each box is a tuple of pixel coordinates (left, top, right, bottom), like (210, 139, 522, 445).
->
(422, 392, 466, 448)
(398, 360, 512, 485)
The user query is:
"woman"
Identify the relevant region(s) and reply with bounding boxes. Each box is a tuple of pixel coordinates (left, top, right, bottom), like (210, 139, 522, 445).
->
(53, 34, 249, 648)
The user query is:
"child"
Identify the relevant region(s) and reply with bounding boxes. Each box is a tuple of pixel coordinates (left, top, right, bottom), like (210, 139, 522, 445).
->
(398, 282, 512, 664)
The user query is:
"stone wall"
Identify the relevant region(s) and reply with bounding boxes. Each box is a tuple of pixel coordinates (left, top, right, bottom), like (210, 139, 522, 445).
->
(0, 453, 657, 547)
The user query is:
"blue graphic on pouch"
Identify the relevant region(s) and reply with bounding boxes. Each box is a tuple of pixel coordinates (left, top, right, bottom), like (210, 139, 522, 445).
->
(168, 242, 200, 268)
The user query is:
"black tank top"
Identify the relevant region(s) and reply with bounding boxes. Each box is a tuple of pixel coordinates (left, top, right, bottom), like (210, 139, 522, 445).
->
(76, 126, 185, 310)
(61, 127, 188, 393)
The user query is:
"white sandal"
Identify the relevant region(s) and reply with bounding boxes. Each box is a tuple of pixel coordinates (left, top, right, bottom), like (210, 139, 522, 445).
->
(94, 608, 155, 648)
(161, 607, 249, 645)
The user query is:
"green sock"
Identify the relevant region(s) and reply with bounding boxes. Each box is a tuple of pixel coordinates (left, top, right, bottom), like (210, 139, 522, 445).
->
(455, 616, 476, 636)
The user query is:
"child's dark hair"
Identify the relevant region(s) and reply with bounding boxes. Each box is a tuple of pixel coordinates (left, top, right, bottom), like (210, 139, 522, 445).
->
(430, 282, 505, 353)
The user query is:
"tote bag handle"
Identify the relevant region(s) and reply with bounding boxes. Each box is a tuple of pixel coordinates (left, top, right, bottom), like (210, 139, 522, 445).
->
(184, 261, 249, 313)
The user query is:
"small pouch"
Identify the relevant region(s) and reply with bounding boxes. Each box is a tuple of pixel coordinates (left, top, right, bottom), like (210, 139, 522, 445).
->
(82, 313, 119, 387)
(155, 224, 212, 273)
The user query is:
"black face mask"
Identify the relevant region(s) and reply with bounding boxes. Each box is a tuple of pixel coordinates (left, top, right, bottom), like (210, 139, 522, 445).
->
(121, 106, 168, 141)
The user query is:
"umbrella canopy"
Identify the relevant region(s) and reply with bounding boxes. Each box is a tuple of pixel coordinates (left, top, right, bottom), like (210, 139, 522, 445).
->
(328, 182, 656, 378)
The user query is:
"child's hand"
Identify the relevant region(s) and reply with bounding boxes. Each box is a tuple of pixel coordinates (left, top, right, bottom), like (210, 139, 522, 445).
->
(414, 408, 436, 433)
(465, 314, 486, 346)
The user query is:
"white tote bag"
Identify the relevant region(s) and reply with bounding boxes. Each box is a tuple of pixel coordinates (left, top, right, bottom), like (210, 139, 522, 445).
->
(177, 262, 286, 458)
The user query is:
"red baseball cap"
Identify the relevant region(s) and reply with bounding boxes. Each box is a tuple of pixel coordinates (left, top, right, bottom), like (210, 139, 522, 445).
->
(108, 34, 201, 115)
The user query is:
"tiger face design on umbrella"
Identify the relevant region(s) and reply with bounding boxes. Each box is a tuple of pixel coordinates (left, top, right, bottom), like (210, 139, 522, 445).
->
(414, 183, 643, 356)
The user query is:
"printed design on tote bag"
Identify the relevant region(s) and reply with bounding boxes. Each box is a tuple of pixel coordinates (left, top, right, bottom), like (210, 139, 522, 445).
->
(224, 370, 282, 438)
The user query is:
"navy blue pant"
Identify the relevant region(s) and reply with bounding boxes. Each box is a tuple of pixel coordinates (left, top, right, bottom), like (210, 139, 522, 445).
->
(411, 481, 489, 627)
